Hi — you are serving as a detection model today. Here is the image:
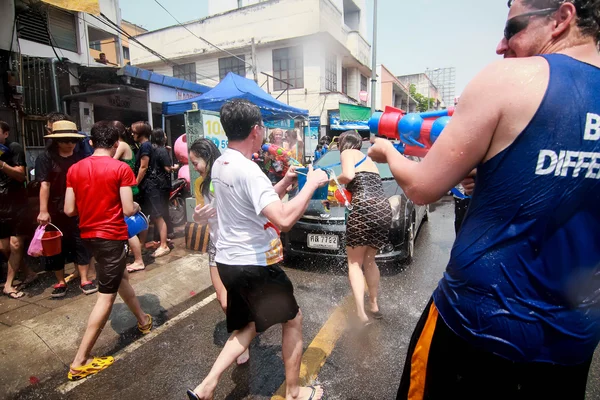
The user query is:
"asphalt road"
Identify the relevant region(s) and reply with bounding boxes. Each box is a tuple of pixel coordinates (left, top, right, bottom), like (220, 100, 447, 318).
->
(14, 198, 600, 399)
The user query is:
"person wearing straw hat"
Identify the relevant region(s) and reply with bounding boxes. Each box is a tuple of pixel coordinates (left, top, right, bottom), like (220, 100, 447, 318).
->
(64, 120, 152, 381)
(35, 120, 97, 298)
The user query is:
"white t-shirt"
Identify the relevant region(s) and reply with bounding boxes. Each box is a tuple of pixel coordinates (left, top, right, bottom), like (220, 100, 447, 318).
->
(212, 148, 283, 266)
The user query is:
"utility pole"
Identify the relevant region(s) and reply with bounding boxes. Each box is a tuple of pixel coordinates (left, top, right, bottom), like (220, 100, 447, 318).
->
(115, 0, 125, 66)
(370, 0, 378, 113)
(251, 38, 258, 84)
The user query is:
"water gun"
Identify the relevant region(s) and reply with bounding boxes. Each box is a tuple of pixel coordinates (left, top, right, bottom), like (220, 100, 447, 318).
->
(0, 143, 9, 158)
(369, 106, 454, 157)
(261, 144, 302, 166)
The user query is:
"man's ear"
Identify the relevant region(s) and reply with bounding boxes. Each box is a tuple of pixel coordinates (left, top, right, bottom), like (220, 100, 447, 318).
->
(89, 139, 94, 148)
(113, 141, 119, 149)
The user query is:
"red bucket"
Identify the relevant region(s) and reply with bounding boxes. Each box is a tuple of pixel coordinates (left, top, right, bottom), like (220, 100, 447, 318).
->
(41, 223, 63, 257)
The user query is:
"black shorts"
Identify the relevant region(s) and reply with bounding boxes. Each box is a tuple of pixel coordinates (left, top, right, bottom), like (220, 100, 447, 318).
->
(0, 197, 29, 239)
(397, 299, 593, 400)
(42, 213, 91, 271)
(216, 263, 300, 333)
(142, 188, 169, 220)
(83, 239, 127, 294)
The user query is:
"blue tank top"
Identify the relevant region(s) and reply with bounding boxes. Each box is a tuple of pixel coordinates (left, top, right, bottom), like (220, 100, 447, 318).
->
(433, 54, 600, 365)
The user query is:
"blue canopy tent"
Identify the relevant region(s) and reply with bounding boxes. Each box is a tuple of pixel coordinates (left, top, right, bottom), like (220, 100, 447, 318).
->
(162, 72, 308, 120)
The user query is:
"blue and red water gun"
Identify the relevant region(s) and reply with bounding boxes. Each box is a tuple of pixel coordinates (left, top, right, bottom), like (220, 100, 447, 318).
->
(368, 106, 454, 157)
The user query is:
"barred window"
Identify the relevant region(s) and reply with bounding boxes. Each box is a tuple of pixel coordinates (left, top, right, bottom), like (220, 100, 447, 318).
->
(341, 67, 348, 94)
(272, 46, 304, 91)
(173, 63, 196, 82)
(325, 53, 337, 92)
(219, 55, 246, 81)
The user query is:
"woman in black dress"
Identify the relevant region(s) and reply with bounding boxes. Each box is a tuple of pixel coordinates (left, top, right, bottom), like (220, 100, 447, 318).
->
(337, 131, 392, 325)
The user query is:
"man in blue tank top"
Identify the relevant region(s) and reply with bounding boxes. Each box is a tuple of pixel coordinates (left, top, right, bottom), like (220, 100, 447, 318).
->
(369, 1, 600, 399)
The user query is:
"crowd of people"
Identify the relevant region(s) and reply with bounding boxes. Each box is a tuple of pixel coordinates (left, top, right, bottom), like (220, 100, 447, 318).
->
(0, 115, 178, 300)
(0, 0, 598, 398)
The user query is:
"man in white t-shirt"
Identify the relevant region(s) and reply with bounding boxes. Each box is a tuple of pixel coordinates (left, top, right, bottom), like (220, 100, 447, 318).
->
(187, 100, 328, 400)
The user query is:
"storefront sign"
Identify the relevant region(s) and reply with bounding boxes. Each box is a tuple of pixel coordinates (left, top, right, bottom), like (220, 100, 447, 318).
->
(203, 113, 228, 150)
(149, 83, 200, 104)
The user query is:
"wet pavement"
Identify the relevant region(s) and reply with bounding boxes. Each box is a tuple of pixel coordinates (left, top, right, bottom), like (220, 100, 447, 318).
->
(12, 198, 600, 399)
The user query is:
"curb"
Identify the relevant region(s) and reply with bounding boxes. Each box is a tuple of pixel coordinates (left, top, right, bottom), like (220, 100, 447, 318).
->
(0, 254, 212, 397)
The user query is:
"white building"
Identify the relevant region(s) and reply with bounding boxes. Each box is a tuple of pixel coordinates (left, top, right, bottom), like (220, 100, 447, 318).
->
(129, 0, 373, 130)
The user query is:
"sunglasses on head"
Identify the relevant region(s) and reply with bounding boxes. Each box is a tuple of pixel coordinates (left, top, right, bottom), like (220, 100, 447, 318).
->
(504, 8, 558, 41)
(55, 138, 79, 144)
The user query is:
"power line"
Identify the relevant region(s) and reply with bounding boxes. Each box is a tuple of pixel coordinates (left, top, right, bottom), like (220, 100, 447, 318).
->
(152, 0, 254, 69)
(94, 13, 219, 83)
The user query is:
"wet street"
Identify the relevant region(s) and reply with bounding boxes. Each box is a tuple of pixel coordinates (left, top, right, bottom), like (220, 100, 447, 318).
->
(14, 198, 600, 400)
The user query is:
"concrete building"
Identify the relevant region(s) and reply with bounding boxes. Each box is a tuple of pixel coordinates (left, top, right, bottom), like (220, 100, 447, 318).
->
(376, 64, 418, 113)
(89, 19, 148, 66)
(397, 72, 444, 110)
(129, 0, 373, 129)
(0, 0, 126, 162)
(0, 0, 207, 168)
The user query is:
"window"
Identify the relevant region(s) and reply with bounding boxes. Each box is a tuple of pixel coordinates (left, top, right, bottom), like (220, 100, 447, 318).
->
(173, 63, 196, 82)
(123, 46, 130, 60)
(360, 74, 368, 92)
(219, 55, 246, 81)
(325, 53, 337, 92)
(272, 46, 304, 91)
(360, 74, 368, 104)
(237, 0, 243, 7)
(17, 5, 77, 52)
(341, 67, 348, 94)
(89, 40, 102, 51)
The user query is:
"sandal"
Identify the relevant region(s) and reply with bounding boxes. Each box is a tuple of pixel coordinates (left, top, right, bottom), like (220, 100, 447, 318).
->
(186, 390, 200, 400)
(4, 290, 25, 299)
(368, 310, 383, 320)
(152, 247, 171, 258)
(67, 356, 115, 381)
(138, 314, 153, 334)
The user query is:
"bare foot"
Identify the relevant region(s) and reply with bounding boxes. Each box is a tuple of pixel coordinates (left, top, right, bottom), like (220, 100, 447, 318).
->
(127, 262, 146, 273)
(236, 348, 250, 365)
(287, 385, 324, 400)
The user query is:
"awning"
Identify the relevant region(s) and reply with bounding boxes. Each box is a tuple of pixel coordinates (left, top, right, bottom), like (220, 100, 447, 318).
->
(339, 103, 372, 122)
(118, 65, 213, 94)
(41, 0, 100, 15)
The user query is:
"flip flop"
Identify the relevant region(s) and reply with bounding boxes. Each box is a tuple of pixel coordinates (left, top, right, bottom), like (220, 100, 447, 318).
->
(152, 247, 171, 258)
(307, 385, 322, 400)
(137, 314, 153, 334)
(67, 356, 114, 381)
(186, 390, 200, 400)
(368, 310, 383, 320)
(4, 290, 25, 299)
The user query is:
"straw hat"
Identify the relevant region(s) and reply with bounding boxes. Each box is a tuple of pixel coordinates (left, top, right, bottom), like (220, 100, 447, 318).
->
(44, 121, 85, 138)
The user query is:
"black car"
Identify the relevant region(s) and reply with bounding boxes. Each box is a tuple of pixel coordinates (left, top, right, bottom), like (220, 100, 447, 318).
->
(282, 142, 428, 267)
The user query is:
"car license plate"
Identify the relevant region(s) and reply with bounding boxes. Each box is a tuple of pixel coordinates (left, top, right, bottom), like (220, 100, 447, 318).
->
(307, 234, 339, 250)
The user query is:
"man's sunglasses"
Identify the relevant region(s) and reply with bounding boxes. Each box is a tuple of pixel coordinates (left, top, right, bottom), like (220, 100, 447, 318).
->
(504, 8, 558, 41)
(55, 138, 80, 144)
